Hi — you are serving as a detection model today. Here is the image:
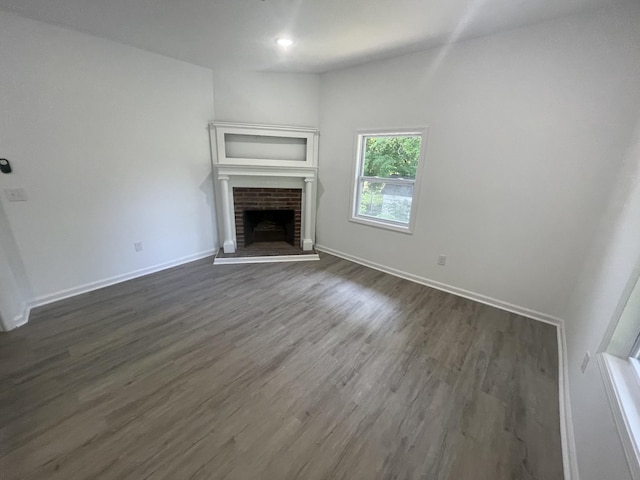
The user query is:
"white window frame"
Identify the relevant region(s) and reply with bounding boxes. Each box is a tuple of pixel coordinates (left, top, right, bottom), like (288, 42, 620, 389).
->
(349, 128, 428, 234)
(598, 263, 640, 480)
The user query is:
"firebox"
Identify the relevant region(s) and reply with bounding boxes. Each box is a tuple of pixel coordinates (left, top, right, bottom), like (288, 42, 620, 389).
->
(243, 210, 295, 247)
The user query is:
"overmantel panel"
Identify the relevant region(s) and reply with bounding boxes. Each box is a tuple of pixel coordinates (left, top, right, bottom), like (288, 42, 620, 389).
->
(210, 122, 319, 169)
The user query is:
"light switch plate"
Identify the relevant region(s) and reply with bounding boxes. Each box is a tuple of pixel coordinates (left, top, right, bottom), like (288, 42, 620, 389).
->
(4, 188, 27, 202)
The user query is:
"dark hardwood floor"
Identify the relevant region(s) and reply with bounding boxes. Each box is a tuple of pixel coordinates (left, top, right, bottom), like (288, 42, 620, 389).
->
(0, 253, 563, 479)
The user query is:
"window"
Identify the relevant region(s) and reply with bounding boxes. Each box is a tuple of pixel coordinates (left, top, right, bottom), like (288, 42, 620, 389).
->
(351, 129, 427, 233)
(599, 268, 640, 478)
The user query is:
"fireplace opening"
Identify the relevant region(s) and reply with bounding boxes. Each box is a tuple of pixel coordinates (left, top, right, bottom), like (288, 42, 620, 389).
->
(243, 209, 295, 247)
(233, 188, 302, 250)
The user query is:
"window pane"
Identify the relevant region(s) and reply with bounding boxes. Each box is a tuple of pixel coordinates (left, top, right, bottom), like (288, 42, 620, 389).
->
(358, 180, 413, 224)
(363, 135, 421, 180)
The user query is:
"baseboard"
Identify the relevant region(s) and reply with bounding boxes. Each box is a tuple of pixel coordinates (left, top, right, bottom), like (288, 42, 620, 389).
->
(558, 325, 581, 480)
(26, 248, 217, 314)
(315, 244, 563, 326)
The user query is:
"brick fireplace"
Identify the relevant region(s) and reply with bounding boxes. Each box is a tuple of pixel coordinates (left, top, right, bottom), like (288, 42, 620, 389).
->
(233, 188, 302, 248)
(210, 122, 318, 262)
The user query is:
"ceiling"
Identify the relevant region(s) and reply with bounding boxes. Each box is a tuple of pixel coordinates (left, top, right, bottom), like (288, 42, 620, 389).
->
(0, 0, 623, 73)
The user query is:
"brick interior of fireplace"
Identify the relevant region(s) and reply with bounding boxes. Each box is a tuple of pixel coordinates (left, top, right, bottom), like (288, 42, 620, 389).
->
(233, 188, 302, 249)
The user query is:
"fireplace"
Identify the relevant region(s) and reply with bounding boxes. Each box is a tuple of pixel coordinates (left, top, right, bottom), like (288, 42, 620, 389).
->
(233, 188, 302, 249)
(210, 122, 318, 262)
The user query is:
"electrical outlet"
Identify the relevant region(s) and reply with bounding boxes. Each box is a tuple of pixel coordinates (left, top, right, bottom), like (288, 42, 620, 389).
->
(581, 351, 590, 373)
(4, 188, 27, 202)
(437, 255, 447, 266)
(134, 242, 143, 252)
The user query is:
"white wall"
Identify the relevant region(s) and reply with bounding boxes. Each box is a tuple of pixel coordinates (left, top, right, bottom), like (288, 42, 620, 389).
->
(0, 12, 217, 305)
(564, 116, 640, 480)
(212, 70, 320, 127)
(316, 2, 640, 320)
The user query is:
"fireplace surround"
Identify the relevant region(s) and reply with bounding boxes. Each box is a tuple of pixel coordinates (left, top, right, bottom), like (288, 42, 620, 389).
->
(210, 122, 319, 263)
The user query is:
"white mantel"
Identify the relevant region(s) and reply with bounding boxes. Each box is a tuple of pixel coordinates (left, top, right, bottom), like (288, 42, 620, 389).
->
(209, 122, 319, 254)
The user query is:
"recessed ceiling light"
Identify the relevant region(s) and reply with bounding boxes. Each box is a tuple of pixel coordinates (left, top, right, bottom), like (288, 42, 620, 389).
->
(276, 37, 294, 47)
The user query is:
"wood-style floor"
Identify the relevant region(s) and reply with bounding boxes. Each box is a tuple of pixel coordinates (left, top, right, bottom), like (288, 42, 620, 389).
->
(0, 253, 563, 480)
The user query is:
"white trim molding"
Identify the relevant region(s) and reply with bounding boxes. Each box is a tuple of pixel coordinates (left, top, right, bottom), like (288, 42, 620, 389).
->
(598, 353, 640, 480)
(558, 325, 581, 480)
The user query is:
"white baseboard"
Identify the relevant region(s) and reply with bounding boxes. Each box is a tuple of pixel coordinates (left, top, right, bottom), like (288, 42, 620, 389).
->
(316, 243, 578, 479)
(25, 248, 217, 315)
(315, 244, 563, 326)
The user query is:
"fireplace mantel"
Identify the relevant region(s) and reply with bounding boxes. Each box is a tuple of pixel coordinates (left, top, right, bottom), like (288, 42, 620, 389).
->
(213, 164, 317, 179)
(209, 122, 319, 256)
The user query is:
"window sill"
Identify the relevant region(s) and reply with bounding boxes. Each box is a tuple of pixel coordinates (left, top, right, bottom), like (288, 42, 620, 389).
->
(598, 352, 640, 479)
(349, 215, 414, 234)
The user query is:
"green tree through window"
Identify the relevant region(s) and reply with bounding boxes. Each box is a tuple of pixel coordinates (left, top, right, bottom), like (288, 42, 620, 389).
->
(363, 136, 421, 179)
